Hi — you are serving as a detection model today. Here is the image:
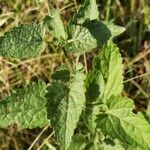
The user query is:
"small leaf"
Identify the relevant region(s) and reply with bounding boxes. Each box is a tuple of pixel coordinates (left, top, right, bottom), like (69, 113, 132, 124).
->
(0, 81, 49, 128)
(103, 21, 126, 37)
(65, 20, 111, 55)
(0, 23, 45, 59)
(96, 95, 150, 149)
(51, 65, 70, 82)
(68, 134, 87, 150)
(44, 9, 67, 40)
(93, 41, 123, 101)
(71, 0, 99, 24)
(47, 67, 86, 149)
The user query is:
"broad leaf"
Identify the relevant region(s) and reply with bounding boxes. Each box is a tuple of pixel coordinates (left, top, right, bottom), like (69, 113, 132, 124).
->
(84, 41, 123, 131)
(71, 0, 99, 24)
(93, 41, 123, 101)
(46, 81, 68, 118)
(44, 9, 67, 40)
(103, 21, 126, 37)
(65, 20, 111, 55)
(47, 67, 86, 149)
(0, 81, 49, 128)
(96, 95, 150, 149)
(0, 23, 45, 59)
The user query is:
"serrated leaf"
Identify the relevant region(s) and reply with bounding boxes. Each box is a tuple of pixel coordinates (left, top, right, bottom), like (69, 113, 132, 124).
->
(84, 41, 123, 131)
(96, 95, 150, 149)
(47, 68, 86, 149)
(65, 20, 111, 55)
(71, 0, 99, 24)
(51, 64, 70, 82)
(0, 23, 45, 59)
(103, 21, 126, 37)
(93, 41, 123, 101)
(0, 81, 49, 128)
(44, 9, 67, 40)
(46, 81, 68, 118)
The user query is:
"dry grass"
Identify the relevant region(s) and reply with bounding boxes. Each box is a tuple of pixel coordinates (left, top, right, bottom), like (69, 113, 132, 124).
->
(0, 0, 150, 149)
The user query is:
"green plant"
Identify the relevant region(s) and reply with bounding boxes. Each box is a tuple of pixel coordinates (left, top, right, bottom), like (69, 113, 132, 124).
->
(0, 0, 149, 149)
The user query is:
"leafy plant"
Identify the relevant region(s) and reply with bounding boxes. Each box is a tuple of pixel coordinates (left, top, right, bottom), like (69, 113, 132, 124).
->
(0, 0, 149, 149)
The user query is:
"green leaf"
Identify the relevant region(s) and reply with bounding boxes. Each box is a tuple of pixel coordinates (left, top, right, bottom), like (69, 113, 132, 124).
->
(47, 68, 86, 149)
(0, 81, 49, 128)
(96, 95, 150, 149)
(84, 41, 123, 131)
(85, 71, 105, 102)
(146, 102, 150, 120)
(103, 21, 126, 37)
(0, 23, 45, 59)
(51, 65, 70, 82)
(71, 0, 99, 24)
(84, 72, 104, 132)
(86, 142, 103, 150)
(93, 41, 123, 101)
(44, 9, 67, 40)
(65, 20, 111, 55)
(102, 141, 124, 150)
(84, 104, 99, 132)
(68, 134, 87, 150)
(46, 81, 68, 118)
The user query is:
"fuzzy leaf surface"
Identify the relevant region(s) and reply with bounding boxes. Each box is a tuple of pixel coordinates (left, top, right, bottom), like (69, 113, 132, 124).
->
(0, 81, 49, 128)
(47, 69, 86, 149)
(93, 41, 123, 101)
(0, 23, 45, 59)
(84, 41, 123, 131)
(71, 0, 99, 24)
(65, 20, 111, 55)
(96, 95, 150, 149)
(44, 9, 67, 40)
